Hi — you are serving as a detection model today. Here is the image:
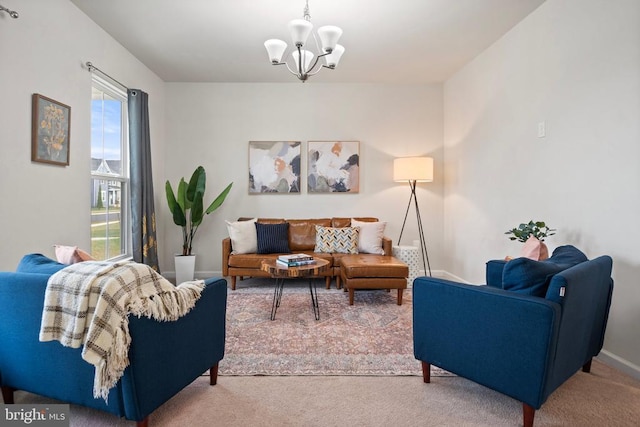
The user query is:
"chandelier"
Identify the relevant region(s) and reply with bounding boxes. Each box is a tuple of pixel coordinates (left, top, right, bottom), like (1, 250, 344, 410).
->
(264, 0, 344, 82)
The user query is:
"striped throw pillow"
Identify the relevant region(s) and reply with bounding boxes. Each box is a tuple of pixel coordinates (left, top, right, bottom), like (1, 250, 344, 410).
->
(255, 222, 291, 254)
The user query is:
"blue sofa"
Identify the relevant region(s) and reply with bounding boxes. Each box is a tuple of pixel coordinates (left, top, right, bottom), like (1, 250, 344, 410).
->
(413, 247, 613, 427)
(0, 254, 227, 427)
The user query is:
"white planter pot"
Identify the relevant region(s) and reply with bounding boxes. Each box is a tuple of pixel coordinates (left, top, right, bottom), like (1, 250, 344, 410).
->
(174, 254, 196, 284)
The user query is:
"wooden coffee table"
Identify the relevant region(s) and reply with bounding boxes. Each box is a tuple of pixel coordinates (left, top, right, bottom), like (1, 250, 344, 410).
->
(260, 258, 330, 321)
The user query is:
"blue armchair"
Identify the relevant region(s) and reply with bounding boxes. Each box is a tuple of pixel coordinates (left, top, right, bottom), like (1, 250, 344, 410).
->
(0, 254, 227, 427)
(413, 251, 613, 427)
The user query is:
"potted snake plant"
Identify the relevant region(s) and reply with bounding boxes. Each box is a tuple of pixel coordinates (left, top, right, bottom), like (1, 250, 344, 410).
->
(166, 166, 232, 283)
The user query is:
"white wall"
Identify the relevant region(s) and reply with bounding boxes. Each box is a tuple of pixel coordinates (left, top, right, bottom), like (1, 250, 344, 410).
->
(0, 0, 165, 270)
(443, 0, 640, 374)
(163, 83, 444, 275)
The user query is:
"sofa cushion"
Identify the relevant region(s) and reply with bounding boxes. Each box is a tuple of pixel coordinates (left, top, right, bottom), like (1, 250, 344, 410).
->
(255, 222, 291, 254)
(16, 253, 66, 274)
(502, 245, 588, 297)
(332, 217, 378, 228)
(351, 219, 386, 255)
(288, 218, 332, 251)
(314, 226, 359, 254)
(226, 218, 258, 254)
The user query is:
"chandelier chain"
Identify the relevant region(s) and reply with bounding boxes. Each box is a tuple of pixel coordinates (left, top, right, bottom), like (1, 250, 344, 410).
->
(303, 0, 311, 21)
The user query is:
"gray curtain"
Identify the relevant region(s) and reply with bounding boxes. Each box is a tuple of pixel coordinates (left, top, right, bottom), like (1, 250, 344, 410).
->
(128, 89, 160, 272)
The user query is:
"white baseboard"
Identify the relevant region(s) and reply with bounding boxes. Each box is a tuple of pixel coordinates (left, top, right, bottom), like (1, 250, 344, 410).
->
(596, 350, 640, 380)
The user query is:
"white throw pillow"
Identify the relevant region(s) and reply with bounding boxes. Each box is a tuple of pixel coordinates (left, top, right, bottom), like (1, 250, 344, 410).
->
(226, 218, 258, 254)
(351, 219, 386, 255)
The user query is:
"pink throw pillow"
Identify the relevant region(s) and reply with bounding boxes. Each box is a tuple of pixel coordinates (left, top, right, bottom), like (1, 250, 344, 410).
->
(54, 245, 95, 264)
(520, 237, 549, 261)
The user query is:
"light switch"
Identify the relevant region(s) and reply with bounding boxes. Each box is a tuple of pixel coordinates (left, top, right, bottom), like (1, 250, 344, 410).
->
(538, 121, 546, 138)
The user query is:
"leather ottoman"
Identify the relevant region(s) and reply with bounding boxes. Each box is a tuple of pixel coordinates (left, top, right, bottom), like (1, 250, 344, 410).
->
(340, 255, 408, 305)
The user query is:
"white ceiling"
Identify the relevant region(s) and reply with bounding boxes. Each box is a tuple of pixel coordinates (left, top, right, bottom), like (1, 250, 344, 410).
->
(70, 0, 545, 84)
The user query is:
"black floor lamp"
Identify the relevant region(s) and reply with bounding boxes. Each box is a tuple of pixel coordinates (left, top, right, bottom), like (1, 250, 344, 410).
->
(394, 157, 433, 277)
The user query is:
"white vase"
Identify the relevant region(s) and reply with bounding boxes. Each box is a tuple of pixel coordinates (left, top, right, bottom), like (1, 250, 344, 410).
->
(174, 254, 196, 284)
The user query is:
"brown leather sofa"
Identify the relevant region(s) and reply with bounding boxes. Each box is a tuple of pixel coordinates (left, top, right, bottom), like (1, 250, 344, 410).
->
(222, 217, 393, 290)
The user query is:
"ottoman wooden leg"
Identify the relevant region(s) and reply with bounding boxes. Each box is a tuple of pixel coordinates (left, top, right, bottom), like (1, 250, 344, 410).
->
(349, 288, 355, 305)
(397, 289, 403, 305)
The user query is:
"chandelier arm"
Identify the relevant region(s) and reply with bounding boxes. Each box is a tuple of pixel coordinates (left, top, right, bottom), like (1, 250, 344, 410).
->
(306, 51, 331, 75)
(268, 61, 302, 79)
(285, 62, 302, 78)
(292, 46, 301, 76)
(308, 64, 335, 76)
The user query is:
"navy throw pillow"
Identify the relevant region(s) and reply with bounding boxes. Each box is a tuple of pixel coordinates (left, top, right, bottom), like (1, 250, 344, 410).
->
(255, 222, 291, 254)
(502, 245, 588, 297)
(16, 253, 66, 275)
(544, 245, 588, 265)
(502, 258, 566, 297)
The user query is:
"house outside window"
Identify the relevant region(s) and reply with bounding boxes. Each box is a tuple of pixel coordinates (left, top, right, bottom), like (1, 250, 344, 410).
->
(91, 77, 131, 260)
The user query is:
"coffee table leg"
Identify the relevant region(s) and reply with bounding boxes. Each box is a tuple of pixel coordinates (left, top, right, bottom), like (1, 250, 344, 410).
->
(271, 277, 285, 321)
(309, 278, 320, 320)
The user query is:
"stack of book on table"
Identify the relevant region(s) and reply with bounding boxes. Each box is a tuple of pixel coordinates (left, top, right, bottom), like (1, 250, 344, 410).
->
(276, 253, 316, 267)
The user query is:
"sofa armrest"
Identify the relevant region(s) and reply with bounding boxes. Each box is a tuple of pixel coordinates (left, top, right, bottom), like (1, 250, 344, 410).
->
(485, 259, 507, 288)
(382, 237, 392, 256)
(119, 277, 227, 421)
(222, 238, 231, 276)
(413, 276, 560, 408)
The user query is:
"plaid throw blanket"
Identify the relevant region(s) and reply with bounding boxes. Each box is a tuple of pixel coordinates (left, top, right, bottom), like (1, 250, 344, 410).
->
(39, 261, 205, 401)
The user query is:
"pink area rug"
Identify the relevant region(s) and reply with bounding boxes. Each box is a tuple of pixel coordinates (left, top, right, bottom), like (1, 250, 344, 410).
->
(218, 279, 450, 377)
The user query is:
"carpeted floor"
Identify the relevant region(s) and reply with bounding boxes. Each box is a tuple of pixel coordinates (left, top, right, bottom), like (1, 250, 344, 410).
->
(14, 360, 640, 426)
(220, 277, 448, 376)
(10, 278, 640, 426)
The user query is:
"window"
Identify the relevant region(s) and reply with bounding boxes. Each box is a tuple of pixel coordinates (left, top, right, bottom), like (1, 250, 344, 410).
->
(91, 77, 130, 260)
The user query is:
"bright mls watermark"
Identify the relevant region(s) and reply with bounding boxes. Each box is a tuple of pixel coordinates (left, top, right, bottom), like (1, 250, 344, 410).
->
(1, 405, 69, 426)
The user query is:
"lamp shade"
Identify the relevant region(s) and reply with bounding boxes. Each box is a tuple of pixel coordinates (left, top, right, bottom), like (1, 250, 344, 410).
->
(264, 39, 287, 63)
(318, 25, 343, 52)
(325, 44, 345, 68)
(288, 18, 313, 47)
(393, 157, 434, 182)
(292, 49, 314, 72)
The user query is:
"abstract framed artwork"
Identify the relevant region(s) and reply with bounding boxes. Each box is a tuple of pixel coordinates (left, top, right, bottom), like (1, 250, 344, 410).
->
(31, 93, 71, 166)
(248, 141, 301, 194)
(308, 141, 360, 193)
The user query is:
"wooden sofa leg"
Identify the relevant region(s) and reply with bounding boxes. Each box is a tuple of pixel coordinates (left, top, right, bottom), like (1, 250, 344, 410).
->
(348, 288, 355, 305)
(421, 361, 431, 383)
(210, 363, 219, 385)
(231, 276, 236, 290)
(1, 386, 15, 404)
(582, 358, 592, 373)
(397, 289, 403, 305)
(136, 417, 149, 427)
(523, 403, 535, 427)
(325, 276, 331, 289)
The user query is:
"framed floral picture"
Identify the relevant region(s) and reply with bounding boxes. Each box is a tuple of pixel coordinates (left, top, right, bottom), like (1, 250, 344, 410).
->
(308, 141, 360, 193)
(248, 141, 301, 193)
(31, 93, 71, 166)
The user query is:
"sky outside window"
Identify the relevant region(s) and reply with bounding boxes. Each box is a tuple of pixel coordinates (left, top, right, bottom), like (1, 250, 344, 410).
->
(91, 88, 122, 166)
